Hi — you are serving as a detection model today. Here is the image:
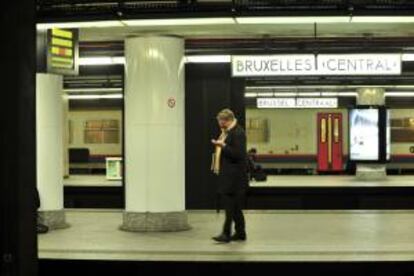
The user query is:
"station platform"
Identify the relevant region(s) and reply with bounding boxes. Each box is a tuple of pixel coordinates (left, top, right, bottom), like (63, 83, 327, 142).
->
(64, 175, 122, 187)
(38, 209, 414, 262)
(251, 175, 414, 187)
(64, 174, 414, 188)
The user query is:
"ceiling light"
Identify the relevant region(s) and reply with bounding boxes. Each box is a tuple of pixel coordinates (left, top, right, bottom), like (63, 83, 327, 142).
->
(257, 92, 274, 97)
(79, 57, 125, 65)
(185, 55, 231, 63)
(36, 20, 123, 30)
(235, 16, 349, 24)
(321, 92, 338, 96)
(245, 93, 258, 98)
(64, 88, 122, 93)
(273, 92, 297, 97)
(338, 92, 358, 97)
(351, 16, 414, 23)
(322, 92, 358, 97)
(298, 92, 321, 97)
(67, 94, 123, 100)
(385, 92, 414, 97)
(122, 17, 235, 27)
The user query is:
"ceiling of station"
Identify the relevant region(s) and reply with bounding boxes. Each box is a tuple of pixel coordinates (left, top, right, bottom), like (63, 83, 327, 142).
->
(78, 22, 414, 42)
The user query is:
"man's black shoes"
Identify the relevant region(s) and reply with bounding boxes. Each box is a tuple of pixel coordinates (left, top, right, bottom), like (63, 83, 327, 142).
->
(37, 223, 49, 234)
(231, 233, 247, 241)
(212, 234, 231, 243)
(212, 233, 247, 243)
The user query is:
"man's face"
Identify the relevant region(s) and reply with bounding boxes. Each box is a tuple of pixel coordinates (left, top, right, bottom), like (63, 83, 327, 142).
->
(218, 118, 232, 129)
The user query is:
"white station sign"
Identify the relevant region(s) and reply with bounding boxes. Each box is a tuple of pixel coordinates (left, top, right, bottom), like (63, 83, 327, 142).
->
(257, 98, 338, 109)
(232, 54, 401, 76)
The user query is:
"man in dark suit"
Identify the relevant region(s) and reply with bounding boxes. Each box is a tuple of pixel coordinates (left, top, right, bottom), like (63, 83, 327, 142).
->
(211, 109, 248, 243)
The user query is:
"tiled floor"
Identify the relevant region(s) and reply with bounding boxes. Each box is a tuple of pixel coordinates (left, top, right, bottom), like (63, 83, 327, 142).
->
(39, 209, 414, 262)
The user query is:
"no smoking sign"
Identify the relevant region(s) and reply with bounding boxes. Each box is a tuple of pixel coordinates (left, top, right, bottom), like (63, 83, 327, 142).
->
(167, 97, 176, 108)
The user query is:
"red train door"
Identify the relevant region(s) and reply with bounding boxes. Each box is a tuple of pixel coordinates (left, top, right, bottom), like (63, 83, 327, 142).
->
(317, 113, 343, 172)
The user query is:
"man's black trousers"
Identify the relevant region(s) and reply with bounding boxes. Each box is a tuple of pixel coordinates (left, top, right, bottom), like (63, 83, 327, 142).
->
(222, 192, 246, 236)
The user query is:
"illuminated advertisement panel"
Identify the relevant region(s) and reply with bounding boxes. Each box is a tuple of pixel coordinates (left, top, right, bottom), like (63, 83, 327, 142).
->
(349, 109, 379, 161)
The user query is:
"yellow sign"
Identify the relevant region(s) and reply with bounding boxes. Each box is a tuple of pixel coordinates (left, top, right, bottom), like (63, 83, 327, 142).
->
(47, 28, 78, 74)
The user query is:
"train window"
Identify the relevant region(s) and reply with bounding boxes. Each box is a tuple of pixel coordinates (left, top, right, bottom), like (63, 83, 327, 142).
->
(391, 117, 414, 143)
(246, 117, 269, 143)
(334, 118, 339, 143)
(84, 119, 120, 144)
(321, 118, 326, 143)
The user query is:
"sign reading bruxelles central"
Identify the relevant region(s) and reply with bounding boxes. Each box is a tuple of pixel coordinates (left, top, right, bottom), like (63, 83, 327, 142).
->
(232, 54, 401, 76)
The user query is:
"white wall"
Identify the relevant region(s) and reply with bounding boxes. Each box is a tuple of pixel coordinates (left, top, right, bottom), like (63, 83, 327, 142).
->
(68, 110, 123, 156)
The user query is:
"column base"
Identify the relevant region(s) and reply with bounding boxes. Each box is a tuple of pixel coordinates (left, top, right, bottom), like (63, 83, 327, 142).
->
(38, 209, 70, 231)
(120, 211, 191, 232)
(356, 164, 387, 181)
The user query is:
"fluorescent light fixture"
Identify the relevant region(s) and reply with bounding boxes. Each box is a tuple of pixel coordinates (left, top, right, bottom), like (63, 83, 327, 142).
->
(37, 18, 234, 30)
(67, 94, 123, 100)
(36, 15, 414, 31)
(273, 92, 297, 97)
(338, 92, 358, 97)
(37, 20, 123, 30)
(185, 55, 231, 63)
(122, 17, 235, 26)
(321, 92, 358, 97)
(385, 92, 414, 97)
(79, 57, 125, 65)
(321, 92, 339, 96)
(351, 16, 414, 23)
(402, 54, 414, 61)
(245, 93, 258, 98)
(78, 55, 231, 65)
(64, 88, 122, 93)
(236, 16, 349, 24)
(298, 92, 321, 97)
(257, 92, 274, 97)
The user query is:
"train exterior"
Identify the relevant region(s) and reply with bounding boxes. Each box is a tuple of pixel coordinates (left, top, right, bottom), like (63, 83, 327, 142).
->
(66, 107, 414, 175)
(246, 107, 414, 174)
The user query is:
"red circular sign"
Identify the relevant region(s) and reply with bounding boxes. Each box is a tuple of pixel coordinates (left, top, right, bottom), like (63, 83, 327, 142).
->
(167, 97, 176, 108)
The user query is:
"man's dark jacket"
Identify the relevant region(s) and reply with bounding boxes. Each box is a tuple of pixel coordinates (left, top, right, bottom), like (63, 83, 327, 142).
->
(217, 124, 249, 194)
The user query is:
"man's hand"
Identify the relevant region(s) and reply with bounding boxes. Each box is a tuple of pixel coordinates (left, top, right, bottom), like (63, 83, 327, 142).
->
(211, 139, 226, 147)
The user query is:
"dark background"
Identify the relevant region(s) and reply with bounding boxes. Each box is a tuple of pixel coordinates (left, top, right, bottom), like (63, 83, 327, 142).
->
(185, 63, 245, 209)
(0, 0, 37, 275)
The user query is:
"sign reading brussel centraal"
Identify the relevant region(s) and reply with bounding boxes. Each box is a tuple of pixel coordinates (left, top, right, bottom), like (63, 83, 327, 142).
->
(257, 98, 338, 109)
(232, 54, 401, 76)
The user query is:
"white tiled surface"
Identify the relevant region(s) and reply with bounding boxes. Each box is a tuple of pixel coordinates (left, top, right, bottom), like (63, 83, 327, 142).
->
(249, 175, 414, 187)
(38, 209, 414, 262)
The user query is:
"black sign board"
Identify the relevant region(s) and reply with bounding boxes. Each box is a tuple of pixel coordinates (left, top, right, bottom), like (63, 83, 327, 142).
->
(37, 28, 79, 75)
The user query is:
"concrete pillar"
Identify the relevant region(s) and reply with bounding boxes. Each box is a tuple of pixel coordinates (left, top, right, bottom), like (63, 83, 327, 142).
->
(121, 36, 190, 232)
(36, 73, 69, 230)
(355, 87, 387, 180)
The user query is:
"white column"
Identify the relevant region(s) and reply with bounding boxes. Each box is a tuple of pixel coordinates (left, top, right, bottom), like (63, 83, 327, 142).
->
(63, 94, 70, 178)
(121, 36, 190, 232)
(36, 73, 69, 230)
(355, 87, 387, 180)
